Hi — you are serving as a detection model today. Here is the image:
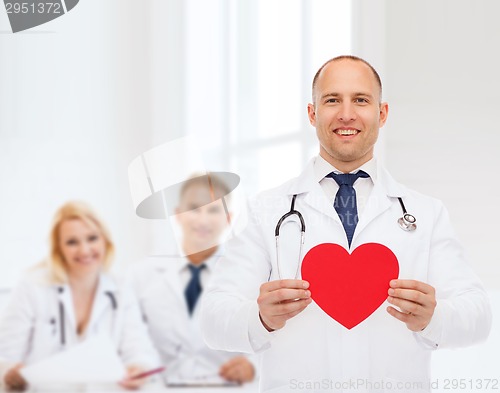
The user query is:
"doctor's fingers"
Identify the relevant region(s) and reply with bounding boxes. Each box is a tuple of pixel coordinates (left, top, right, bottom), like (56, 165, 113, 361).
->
(387, 291, 436, 314)
(386, 306, 431, 332)
(263, 297, 312, 318)
(259, 300, 311, 331)
(219, 357, 255, 383)
(387, 295, 425, 314)
(119, 377, 144, 390)
(390, 279, 436, 295)
(259, 287, 311, 305)
(119, 366, 146, 390)
(260, 279, 309, 293)
(4, 369, 27, 391)
(388, 287, 436, 308)
(387, 295, 435, 326)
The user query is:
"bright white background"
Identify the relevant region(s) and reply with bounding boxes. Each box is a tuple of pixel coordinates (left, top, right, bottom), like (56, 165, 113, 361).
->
(0, 0, 499, 389)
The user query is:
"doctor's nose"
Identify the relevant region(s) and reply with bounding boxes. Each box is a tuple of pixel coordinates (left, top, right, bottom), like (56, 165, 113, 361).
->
(337, 103, 356, 122)
(78, 241, 93, 255)
(196, 210, 213, 225)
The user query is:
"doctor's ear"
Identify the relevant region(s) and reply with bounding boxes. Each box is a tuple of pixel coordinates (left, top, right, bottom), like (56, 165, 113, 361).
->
(379, 102, 389, 127)
(307, 103, 316, 126)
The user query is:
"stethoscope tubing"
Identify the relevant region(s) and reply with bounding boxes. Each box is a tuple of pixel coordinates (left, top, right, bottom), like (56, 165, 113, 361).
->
(57, 288, 117, 346)
(58, 288, 66, 346)
(274, 194, 417, 279)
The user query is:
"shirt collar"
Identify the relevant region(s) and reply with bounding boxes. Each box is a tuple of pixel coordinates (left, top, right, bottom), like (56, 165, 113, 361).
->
(313, 155, 378, 184)
(183, 247, 223, 273)
(53, 272, 117, 294)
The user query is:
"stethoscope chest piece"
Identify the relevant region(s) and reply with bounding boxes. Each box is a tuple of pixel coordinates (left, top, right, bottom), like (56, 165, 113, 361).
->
(397, 197, 417, 232)
(398, 213, 417, 232)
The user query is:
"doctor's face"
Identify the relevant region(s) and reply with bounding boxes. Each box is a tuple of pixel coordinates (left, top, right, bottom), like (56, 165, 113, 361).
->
(176, 184, 229, 254)
(308, 59, 388, 172)
(58, 218, 106, 277)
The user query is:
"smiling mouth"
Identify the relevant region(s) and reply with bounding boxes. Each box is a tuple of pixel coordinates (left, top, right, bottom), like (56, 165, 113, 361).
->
(335, 129, 360, 136)
(193, 228, 212, 236)
(76, 257, 98, 264)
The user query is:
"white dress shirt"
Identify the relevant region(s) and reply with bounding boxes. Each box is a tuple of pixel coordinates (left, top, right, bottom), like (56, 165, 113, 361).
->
(179, 255, 215, 290)
(314, 155, 377, 217)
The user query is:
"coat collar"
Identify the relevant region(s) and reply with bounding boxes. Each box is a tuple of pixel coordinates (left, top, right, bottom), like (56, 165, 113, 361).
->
(54, 272, 117, 294)
(86, 274, 118, 334)
(150, 248, 222, 275)
(148, 250, 221, 306)
(283, 157, 408, 248)
(285, 157, 407, 199)
(55, 273, 117, 335)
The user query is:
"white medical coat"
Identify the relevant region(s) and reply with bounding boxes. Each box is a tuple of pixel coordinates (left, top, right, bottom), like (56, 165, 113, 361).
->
(128, 255, 257, 381)
(0, 266, 160, 385)
(201, 159, 492, 393)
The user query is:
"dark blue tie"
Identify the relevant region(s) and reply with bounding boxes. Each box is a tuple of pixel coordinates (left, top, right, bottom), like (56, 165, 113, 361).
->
(185, 264, 205, 315)
(327, 170, 370, 247)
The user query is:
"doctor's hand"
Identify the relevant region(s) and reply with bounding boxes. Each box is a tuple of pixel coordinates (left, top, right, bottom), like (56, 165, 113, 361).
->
(4, 363, 27, 391)
(219, 356, 255, 383)
(386, 279, 437, 332)
(258, 279, 312, 332)
(119, 365, 147, 390)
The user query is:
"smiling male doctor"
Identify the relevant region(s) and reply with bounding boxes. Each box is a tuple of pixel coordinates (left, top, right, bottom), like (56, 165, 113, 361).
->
(201, 55, 491, 392)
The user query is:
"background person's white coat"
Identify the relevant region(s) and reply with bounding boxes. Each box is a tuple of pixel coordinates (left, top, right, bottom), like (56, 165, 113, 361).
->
(128, 255, 258, 383)
(0, 266, 160, 386)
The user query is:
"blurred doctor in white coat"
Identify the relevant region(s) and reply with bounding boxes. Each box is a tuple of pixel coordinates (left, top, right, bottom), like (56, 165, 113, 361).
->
(201, 56, 492, 392)
(0, 201, 160, 391)
(129, 175, 256, 384)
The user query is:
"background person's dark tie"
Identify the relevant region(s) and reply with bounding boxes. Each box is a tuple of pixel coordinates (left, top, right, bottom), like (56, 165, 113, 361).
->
(185, 264, 206, 315)
(327, 170, 370, 247)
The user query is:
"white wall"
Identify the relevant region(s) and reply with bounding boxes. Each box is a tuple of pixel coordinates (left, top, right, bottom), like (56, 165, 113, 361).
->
(352, 0, 500, 386)
(0, 0, 184, 287)
(353, 0, 500, 290)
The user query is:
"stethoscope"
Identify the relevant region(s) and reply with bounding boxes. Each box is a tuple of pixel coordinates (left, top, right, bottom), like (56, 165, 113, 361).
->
(54, 287, 118, 346)
(275, 194, 416, 279)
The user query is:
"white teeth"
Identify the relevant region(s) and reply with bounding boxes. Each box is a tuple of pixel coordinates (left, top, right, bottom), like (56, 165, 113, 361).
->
(336, 129, 358, 135)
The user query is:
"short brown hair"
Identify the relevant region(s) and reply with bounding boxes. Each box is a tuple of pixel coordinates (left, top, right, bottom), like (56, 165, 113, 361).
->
(312, 55, 382, 103)
(179, 173, 231, 202)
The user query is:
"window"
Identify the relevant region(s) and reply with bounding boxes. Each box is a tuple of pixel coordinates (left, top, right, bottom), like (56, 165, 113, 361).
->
(184, 0, 352, 195)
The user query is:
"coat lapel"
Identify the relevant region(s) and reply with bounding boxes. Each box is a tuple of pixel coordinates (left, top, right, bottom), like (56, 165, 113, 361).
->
(286, 158, 408, 250)
(56, 284, 76, 334)
(87, 274, 116, 334)
(353, 166, 407, 245)
(286, 158, 343, 227)
(162, 258, 187, 307)
(163, 256, 201, 351)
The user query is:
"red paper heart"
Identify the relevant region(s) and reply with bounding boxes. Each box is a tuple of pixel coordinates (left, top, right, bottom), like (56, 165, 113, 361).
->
(301, 243, 399, 329)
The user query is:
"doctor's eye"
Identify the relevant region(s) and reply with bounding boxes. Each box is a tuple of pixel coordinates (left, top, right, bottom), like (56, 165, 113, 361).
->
(208, 205, 223, 214)
(325, 98, 339, 104)
(87, 234, 100, 242)
(354, 97, 369, 104)
(186, 203, 202, 211)
(65, 238, 78, 246)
